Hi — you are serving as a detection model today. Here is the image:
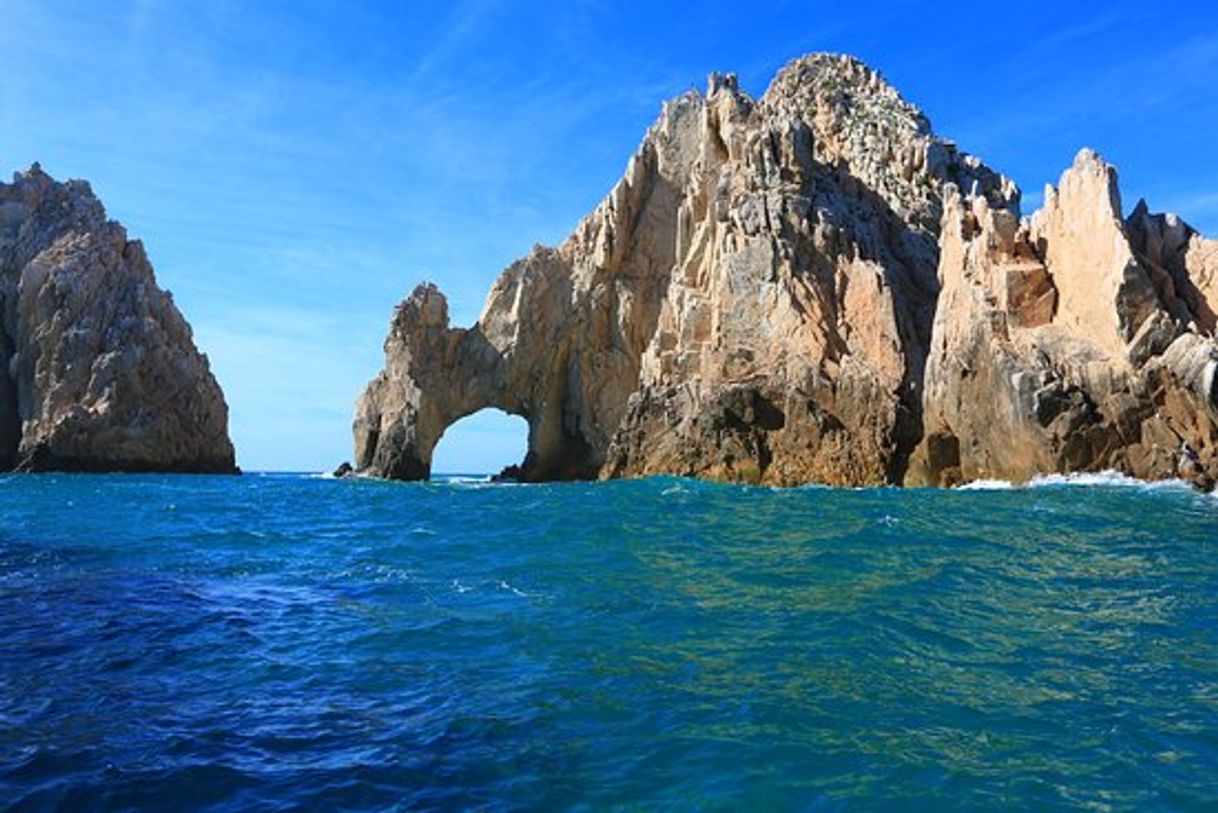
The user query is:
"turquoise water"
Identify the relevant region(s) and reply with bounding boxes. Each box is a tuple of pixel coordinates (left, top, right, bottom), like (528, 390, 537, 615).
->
(1, 473, 1216, 811)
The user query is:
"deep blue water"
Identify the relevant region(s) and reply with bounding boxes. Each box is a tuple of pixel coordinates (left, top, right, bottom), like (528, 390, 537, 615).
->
(1, 472, 1217, 811)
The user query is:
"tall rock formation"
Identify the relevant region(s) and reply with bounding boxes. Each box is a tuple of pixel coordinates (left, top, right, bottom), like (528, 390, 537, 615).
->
(0, 164, 236, 473)
(354, 53, 1218, 488)
(354, 55, 1013, 483)
(602, 62, 1014, 485)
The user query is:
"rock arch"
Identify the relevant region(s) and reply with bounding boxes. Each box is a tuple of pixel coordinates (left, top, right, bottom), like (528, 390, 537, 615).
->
(355, 56, 1218, 489)
(353, 281, 603, 482)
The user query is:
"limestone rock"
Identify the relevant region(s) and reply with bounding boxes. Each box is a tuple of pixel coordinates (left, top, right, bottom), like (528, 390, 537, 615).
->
(0, 165, 236, 473)
(602, 55, 1014, 485)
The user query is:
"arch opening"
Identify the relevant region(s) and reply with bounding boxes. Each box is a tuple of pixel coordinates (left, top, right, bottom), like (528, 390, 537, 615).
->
(430, 408, 529, 481)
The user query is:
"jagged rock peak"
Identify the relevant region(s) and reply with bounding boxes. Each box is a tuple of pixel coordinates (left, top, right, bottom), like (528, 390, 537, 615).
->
(911, 147, 1218, 489)
(762, 53, 1019, 229)
(764, 53, 930, 134)
(0, 164, 236, 473)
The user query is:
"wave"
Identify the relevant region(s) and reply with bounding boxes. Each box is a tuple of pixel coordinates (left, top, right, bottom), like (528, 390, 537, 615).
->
(1027, 470, 1194, 491)
(434, 475, 494, 485)
(955, 479, 1016, 491)
(952, 470, 1197, 493)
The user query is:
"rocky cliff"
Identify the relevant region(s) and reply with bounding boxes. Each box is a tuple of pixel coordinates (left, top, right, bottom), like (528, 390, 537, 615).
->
(354, 53, 1218, 488)
(909, 150, 1218, 488)
(0, 164, 236, 473)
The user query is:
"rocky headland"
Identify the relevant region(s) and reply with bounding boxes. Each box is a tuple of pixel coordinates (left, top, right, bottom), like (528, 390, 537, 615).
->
(0, 164, 236, 473)
(353, 53, 1218, 489)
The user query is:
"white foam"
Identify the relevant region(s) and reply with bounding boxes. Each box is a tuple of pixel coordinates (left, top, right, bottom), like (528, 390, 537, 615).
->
(1029, 470, 1155, 489)
(956, 479, 1015, 491)
(497, 580, 528, 597)
(951, 470, 1199, 493)
(1022, 470, 1196, 493)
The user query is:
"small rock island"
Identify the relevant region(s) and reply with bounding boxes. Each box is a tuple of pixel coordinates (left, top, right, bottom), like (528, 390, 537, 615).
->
(352, 53, 1218, 489)
(0, 165, 236, 473)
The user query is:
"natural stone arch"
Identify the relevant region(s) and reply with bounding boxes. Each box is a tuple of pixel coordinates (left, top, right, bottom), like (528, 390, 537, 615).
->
(353, 282, 605, 482)
(353, 87, 703, 483)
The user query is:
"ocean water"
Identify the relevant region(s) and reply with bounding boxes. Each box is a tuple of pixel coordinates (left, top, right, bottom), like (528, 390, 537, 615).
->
(1, 473, 1216, 811)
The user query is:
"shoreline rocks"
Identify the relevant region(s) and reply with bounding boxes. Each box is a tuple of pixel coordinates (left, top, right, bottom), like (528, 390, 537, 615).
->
(0, 164, 237, 474)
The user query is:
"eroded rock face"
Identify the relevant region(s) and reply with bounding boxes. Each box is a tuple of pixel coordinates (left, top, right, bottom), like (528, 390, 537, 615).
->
(909, 150, 1218, 488)
(0, 165, 236, 473)
(354, 86, 708, 481)
(602, 58, 1014, 485)
(355, 52, 1218, 488)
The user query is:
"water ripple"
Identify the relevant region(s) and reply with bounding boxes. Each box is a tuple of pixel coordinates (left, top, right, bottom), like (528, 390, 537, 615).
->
(0, 473, 1216, 810)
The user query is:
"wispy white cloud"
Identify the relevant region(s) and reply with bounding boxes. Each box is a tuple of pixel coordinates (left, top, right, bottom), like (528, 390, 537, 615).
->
(407, 0, 500, 83)
(1031, 11, 1130, 51)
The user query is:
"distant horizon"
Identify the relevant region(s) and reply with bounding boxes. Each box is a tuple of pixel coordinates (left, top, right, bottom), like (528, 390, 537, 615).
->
(5, 1, 1217, 472)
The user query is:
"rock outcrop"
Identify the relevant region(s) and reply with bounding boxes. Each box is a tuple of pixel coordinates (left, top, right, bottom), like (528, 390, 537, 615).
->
(0, 164, 236, 473)
(909, 150, 1218, 488)
(354, 53, 1218, 488)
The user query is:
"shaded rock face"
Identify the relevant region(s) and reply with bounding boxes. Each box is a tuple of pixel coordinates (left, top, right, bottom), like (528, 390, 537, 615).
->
(0, 165, 236, 473)
(909, 150, 1218, 488)
(356, 52, 1218, 488)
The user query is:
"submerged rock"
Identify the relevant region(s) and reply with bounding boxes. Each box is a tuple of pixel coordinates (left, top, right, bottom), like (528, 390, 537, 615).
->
(354, 53, 1218, 489)
(0, 164, 236, 473)
(490, 463, 524, 483)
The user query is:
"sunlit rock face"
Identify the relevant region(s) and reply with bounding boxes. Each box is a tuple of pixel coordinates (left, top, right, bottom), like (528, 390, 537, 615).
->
(909, 150, 1218, 489)
(355, 53, 1218, 488)
(0, 165, 236, 473)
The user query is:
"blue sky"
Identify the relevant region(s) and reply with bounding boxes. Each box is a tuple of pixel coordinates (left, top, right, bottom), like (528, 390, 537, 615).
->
(3, 1, 1217, 473)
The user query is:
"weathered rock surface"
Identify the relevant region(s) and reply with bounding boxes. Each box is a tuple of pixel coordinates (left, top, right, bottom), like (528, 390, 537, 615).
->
(602, 60, 1013, 485)
(355, 55, 1012, 483)
(909, 150, 1218, 488)
(355, 53, 1218, 488)
(0, 164, 236, 473)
